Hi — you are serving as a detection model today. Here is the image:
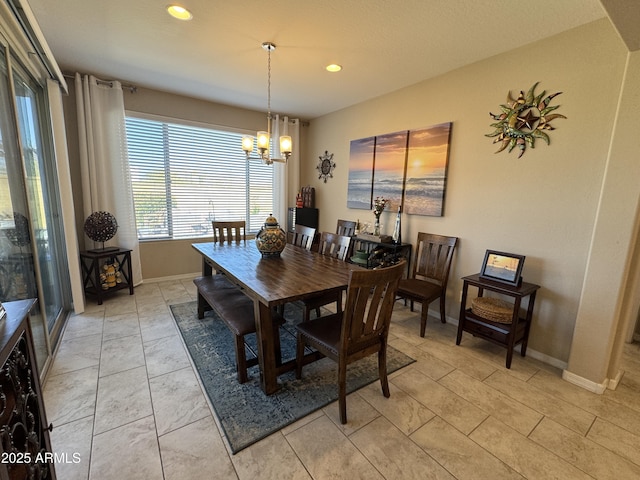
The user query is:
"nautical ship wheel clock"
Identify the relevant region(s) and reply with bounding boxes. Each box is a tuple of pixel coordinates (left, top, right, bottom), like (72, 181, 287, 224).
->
(316, 150, 336, 183)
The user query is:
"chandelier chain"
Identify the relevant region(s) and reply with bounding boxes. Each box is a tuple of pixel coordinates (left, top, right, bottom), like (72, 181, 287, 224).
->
(267, 46, 271, 117)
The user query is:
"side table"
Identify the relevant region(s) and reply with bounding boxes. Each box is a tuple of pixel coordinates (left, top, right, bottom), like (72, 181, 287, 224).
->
(80, 248, 134, 305)
(456, 273, 540, 368)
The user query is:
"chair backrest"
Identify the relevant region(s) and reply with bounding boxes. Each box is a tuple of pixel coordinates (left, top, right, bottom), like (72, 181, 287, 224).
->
(317, 232, 351, 261)
(336, 219, 357, 237)
(411, 232, 458, 289)
(291, 224, 316, 250)
(212, 221, 246, 244)
(341, 261, 405, 353)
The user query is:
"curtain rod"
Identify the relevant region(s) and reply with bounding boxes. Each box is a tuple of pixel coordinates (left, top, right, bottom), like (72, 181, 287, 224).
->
(63, 73, 137, 93)
(63, 73, 309, 124)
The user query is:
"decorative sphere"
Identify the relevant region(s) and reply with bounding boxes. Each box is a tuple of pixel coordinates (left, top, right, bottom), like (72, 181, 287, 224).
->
(5, 212, 31, 247)
(255, 214, 286, 257)
(84, 211, 118, 243)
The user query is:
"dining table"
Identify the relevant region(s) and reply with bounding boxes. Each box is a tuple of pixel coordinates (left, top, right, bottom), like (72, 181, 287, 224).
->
(191, 241, 364, 395)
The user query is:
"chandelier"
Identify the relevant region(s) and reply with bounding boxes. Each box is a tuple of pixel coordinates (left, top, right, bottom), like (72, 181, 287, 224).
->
(242, 42, 292, 165)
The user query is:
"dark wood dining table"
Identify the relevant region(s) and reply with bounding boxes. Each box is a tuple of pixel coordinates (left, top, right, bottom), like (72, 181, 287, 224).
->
(191, 241, 364, 395)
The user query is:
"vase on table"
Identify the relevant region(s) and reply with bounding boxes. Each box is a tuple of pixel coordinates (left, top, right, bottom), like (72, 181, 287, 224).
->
(373, 214, 381, 236)
(392, 205, 402, 244)
(255, 214, 286, 257)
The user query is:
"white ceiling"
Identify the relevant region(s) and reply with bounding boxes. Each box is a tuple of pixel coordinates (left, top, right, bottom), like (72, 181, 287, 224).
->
(28, 0, 609, 120)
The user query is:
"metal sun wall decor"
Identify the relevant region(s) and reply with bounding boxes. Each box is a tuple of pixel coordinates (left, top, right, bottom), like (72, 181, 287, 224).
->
(347, 122, 453, 216)
(316, 150, 336, 183)
(486, 82, 566, 158)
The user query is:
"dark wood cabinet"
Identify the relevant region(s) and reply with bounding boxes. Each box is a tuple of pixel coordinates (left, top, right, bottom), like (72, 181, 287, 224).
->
(456, 273, 540, 368)
(287, 207, 319, 232)
(0, 299, 56, 480)
(79, 248, 134, 305)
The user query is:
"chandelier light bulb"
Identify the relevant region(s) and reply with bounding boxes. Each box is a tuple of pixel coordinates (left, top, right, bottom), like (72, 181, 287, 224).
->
(257, 131, 270, 150)
(242, 136, 254, 153)
(280, 135, 292, 154)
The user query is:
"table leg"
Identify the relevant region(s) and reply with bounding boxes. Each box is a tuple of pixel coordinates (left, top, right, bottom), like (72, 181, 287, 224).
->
(521, 291, 537, 357)
(254, 301, 278, 395)
(505, 297, 522, 369)
(122, 252, 134, 295)
(94, 258, 103, 305)
(456, 282, 468, 345)
(202, 257, 212, 276)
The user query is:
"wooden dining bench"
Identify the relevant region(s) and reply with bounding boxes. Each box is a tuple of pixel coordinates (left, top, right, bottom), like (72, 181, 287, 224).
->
(193, 275, 283, 383)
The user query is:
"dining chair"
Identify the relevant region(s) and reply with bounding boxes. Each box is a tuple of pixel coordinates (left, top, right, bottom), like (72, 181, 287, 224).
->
(212, 220, 246, 244)
(291, 224, 316, 250)
(196, 220, 247, 332)
(295, 261, 405, 424)
(300, 232, 352, 322)
(396, 232, 458, 337)
(208, 220, 247, 279)
(336, 219, 357, 237)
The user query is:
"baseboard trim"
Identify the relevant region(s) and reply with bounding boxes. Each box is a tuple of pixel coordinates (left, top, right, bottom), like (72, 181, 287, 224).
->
(606, 369, 624, 390)
(522, 347, 567, 370)
(562, 369, 608, 394)
(143, 272, 199, 284)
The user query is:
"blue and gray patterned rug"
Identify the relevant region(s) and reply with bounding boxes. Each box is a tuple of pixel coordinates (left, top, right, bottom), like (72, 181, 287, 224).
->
(170, 300, 415, 454)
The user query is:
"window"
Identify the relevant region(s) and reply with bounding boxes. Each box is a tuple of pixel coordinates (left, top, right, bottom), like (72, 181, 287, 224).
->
(125, 115, 274, 240)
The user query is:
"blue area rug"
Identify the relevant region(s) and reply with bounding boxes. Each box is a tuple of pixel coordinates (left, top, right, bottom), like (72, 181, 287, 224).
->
(170, 300, 415, 454)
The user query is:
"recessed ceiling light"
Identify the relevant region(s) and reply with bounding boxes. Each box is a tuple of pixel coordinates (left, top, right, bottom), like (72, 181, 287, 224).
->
(326, 64, 342, 73)
(167, 4, 193, 21)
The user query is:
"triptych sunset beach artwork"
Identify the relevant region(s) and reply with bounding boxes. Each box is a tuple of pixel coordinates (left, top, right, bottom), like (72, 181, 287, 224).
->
(347, 122, 452, 216)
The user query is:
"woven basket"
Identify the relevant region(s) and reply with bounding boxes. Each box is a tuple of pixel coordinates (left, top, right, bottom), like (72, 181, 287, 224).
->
(471, 297, 513, 323)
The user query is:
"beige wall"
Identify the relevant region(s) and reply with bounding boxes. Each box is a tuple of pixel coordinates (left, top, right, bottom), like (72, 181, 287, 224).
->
(136, 238, 202, 280)
(123, 87, 267, 132)
(301, 19, 634, 376)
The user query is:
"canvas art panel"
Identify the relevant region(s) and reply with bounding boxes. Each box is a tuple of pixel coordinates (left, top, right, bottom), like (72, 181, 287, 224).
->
(404, 122, 452, 216)
(347, 122, 452, 216)
(370, 131, 407, 211)
(347, 136, 376, 209)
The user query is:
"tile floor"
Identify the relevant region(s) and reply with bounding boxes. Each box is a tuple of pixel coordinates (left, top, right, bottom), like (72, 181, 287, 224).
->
(42, 277, 640, 480)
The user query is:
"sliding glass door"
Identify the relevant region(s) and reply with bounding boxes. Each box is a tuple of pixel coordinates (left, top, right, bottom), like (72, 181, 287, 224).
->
(13, 60, 68, 331)
(0, 40, 70, 372)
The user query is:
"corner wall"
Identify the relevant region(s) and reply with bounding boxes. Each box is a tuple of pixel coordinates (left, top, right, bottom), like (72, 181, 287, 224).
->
(565, 49, 640, 389)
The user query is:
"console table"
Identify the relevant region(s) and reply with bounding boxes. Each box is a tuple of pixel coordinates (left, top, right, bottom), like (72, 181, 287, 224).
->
(456, 273, 540, 368)
(0, 299, 56, 479)
(80, 248, 134, 305)
(349, 237, 412, 274)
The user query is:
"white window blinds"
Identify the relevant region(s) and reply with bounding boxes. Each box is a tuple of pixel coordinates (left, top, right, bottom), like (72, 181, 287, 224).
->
(125, 115, 274, 240)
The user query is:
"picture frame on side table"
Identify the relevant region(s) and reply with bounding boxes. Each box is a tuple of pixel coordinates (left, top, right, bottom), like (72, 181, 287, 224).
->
(479, 250, 525, 287)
